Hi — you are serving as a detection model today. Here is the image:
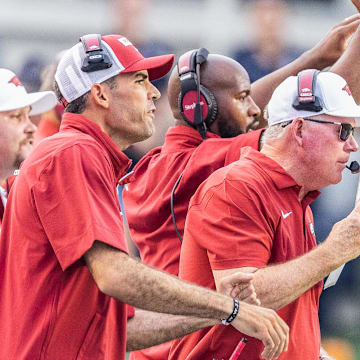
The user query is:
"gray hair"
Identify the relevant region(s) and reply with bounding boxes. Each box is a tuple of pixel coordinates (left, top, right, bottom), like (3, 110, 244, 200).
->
(261, 121, 292, 146)
(54, 75, 118, 114)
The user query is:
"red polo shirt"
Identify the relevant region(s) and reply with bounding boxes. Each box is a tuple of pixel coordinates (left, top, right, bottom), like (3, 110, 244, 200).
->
(169, 147, 322, 360)
(123, 126, 262, 276)
(123, 125, 262, 360)
(0, 113, 133, 360)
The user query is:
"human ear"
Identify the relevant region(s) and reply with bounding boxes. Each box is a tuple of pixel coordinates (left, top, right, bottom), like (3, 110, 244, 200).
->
(292, 118, 304, 146)
(90, 83, 110, 109)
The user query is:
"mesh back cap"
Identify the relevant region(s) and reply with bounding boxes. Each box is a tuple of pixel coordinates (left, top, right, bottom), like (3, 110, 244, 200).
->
(55, 34, 174, 104)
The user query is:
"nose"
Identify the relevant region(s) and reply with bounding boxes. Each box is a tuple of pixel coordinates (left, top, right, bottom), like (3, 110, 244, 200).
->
(24, 114, 37, 135)
(345, 134, 359, 152)
(148, 82, 161, 101)
(248, 96, 260, 118)
(245, 96, 261, 129)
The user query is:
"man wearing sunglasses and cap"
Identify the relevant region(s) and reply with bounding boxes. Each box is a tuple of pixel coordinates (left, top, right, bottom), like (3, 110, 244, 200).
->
(170, 70, 360, 360)
(0, 68, 57, 228)
(0, 34, 290, 360)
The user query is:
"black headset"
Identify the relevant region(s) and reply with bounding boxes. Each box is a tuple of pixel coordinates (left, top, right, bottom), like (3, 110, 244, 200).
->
(61, 34, 112, 107)
(177, 48, 218, 139)
(292, 69, 323, 112)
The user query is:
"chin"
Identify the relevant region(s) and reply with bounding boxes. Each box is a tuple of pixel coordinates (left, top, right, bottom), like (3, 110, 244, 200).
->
(132, 131, 154, 144)
(144, 124, 155, 139)
(330, 173, 343, 186)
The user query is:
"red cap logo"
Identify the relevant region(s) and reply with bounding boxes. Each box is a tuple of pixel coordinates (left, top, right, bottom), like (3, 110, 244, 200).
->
(342, 84, 352, 96)
(8, 76, 22, 87)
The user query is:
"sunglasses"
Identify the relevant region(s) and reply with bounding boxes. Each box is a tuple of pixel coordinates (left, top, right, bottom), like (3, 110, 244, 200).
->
(303, 118, 355, 141)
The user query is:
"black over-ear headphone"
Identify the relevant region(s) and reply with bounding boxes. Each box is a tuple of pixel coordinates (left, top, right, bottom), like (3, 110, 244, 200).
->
(80, 34, 112, 73)
(177, 48, 218, 139)
(292, 69, 323, 112)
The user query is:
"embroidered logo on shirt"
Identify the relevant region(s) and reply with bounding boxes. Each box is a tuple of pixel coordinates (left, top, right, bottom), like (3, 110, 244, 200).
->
(281, 210, 292, 219)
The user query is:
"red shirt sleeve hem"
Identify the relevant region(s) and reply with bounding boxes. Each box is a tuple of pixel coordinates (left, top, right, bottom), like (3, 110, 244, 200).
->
(55, 226, 128, 271)
(210, 258, 267, 270)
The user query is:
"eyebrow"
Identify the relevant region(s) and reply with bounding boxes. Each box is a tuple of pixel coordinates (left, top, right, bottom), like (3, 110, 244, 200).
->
(238, 90, 250, 97)
(135, 72, 148, 80)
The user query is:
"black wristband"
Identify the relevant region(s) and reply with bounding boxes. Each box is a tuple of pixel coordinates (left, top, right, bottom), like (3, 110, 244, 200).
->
(221, 298, 240, 326)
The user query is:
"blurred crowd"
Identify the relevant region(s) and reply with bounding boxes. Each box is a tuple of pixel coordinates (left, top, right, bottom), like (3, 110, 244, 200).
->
(2, 0, 360, 358)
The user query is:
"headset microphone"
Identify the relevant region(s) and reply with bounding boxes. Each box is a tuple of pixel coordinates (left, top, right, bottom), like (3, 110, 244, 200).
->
(346, 161, 360, 174)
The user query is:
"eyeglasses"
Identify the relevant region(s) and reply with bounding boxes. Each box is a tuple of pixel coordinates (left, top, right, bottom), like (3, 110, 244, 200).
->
(303, 118, 355, 141)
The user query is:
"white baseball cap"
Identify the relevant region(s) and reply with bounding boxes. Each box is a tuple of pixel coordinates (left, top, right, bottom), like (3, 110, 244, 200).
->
(267, 71, 360, 127)
(55, 34, 174, 106)
(0, 68, 57, 115)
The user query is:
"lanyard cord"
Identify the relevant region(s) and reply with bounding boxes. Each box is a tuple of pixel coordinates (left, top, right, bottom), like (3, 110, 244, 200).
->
(170, 172, 184, 244)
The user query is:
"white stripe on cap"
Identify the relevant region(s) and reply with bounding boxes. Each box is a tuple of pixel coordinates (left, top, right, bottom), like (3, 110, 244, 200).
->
(102, 41, 125, 71)
(65, 65, 87, 95)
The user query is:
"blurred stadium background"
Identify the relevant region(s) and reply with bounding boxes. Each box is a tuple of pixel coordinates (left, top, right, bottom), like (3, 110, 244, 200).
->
(2, 0, 360, 358)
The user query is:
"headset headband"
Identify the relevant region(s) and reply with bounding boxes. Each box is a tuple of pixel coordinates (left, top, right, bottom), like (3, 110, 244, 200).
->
(80, 34, 112, 73)
(292, 69, 323, 112)
(177, 48, 215, 139)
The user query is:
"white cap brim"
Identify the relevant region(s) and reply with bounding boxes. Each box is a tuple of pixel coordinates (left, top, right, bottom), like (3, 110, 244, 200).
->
(324, 107, 360, 127)
(0, 91, 57, 116)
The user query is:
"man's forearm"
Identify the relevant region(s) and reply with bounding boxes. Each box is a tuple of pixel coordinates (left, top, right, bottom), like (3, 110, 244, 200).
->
(331, 25, 360, 102)
(86, 241, 234, 320)
(253, 242, 343, 310)
(253, 207, 360, 309)
(85, 241, 290, 359)
(126, 310, 215, 351)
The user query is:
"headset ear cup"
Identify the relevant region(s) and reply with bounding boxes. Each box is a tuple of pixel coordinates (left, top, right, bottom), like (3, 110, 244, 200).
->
(199, 85, 218, 126)
(178, 92, 191, 124)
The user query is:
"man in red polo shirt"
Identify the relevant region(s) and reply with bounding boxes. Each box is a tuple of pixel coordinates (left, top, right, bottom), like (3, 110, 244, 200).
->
(0, 34, 290, 360)
(124, 15, 360, 276)
(170, 70, 360, 359)
(0, 68, 57, 228)
(123, 15, 360, 360)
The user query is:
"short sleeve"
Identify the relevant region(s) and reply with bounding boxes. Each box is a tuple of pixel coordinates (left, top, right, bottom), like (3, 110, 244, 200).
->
(32, 144, 127, 271)
(184, 178, 275, 270)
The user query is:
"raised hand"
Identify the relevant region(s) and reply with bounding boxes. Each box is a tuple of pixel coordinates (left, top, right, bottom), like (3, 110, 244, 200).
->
(323, 198, 360, 266)
(308, 13, 360, 69)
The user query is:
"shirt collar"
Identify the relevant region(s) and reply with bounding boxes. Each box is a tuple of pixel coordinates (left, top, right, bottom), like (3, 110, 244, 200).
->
(240, 147, 320, 203)
(164, 125, 220, 151)
(60, 113, 132, 181)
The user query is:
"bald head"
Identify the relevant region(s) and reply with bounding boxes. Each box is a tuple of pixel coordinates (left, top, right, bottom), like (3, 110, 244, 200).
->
(169, 54, 246, 115)
(168, 53, 260, 137)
